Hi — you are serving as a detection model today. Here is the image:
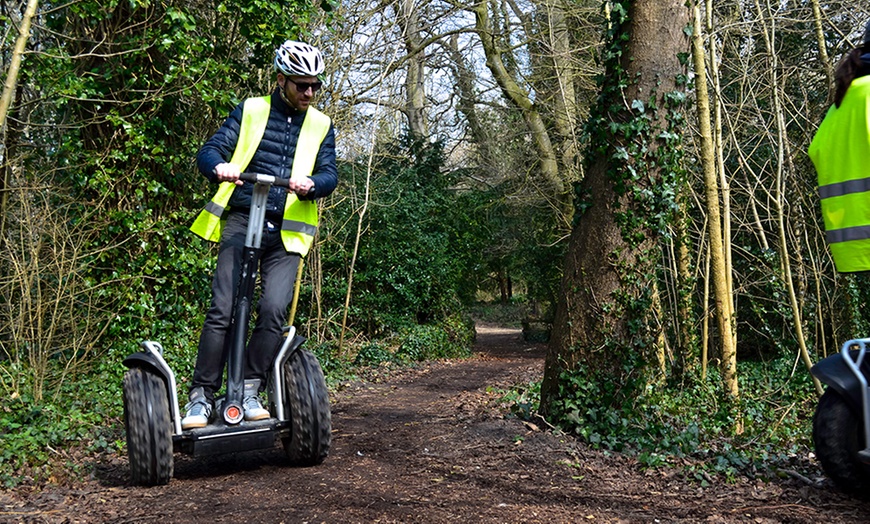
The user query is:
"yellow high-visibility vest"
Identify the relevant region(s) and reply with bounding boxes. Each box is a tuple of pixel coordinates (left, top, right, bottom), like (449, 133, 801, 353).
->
(190, 96, 331, 256)
(810, 76, 870, 273)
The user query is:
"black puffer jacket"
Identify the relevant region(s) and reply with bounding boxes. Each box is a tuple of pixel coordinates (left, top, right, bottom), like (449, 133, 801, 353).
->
(196, 87, 338, 218)
(861, 52, 870, 77)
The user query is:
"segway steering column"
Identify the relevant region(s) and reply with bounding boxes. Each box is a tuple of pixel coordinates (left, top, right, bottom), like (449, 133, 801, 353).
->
(223, 172, 291, 425)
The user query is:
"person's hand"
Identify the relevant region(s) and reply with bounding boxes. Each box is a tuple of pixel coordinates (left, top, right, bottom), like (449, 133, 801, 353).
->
(287, 176, 314, 196)
(214, 163, 243, 185)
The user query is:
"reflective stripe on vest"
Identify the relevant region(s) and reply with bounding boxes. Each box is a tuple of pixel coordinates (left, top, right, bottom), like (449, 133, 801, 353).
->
(190, 96, 331, 256)
(810, 75, 870, 273)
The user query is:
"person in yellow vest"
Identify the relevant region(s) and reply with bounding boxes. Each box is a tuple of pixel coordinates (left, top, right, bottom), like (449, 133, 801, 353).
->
(810, 21, 870, 273)
(182, 40, 337, 429)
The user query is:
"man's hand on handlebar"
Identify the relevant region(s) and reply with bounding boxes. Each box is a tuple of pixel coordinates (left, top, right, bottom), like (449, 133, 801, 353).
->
(287, 176, 315, 196)
(215, 163, 243, 186)
(216, 166, 314, 195)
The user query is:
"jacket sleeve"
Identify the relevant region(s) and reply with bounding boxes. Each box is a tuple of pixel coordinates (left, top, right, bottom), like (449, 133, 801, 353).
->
(196, 103, 244, 184)
(303, 123, 338, 200)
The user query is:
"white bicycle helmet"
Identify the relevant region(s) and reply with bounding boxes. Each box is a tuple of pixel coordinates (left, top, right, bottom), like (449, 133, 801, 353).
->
(274, 40, 324, 77)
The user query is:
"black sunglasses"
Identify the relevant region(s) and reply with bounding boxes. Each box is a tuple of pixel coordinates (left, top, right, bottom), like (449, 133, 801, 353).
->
(285, 77, 323, 93)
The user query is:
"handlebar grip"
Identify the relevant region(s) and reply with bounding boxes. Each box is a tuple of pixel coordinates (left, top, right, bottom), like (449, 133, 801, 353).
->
(239, 172, 290, 189)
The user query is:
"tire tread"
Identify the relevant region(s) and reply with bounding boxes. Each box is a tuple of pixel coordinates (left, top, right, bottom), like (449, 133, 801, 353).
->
(123, 368, 174, 485)
(282, 350, 331, 466)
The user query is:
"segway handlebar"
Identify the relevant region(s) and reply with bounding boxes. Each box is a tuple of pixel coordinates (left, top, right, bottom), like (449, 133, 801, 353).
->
(239, 172, 291, 189)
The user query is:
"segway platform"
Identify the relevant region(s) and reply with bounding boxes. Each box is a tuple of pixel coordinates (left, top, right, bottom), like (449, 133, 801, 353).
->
(177, 418, 289, 457)
(123, 328, 331, 485)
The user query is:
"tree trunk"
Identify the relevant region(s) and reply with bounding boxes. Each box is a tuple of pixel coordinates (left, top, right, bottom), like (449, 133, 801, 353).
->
(809, 0, 833, 101)
(0, 0, 38, 133)
(498, 269, 509, 303)
(0, 0, 39, 239)
(752, 0, 823, 395)
(472, 0, 568, 220)
(540, 0, 690, 415)
(448, 34, 499, 178)
(692, 5, 739, 403)
(398, 0, 428, 138)
(535, 0, 580, 179)
(706, 0, 734, 320)
(673, 202, 696, 379)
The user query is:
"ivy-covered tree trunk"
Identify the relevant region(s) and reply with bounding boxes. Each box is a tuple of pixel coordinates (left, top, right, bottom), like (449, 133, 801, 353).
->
(539, 0, 690, 418)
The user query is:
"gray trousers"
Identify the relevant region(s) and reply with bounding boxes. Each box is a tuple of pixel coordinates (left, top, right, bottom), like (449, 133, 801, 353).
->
(191, 212, 300, 401)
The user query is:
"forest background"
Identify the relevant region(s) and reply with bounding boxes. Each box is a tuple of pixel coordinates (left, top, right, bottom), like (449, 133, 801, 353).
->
(1, 0, 869, 488)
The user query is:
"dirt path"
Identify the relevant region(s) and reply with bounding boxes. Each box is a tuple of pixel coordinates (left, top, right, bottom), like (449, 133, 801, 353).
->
(2, 324, 869, 523)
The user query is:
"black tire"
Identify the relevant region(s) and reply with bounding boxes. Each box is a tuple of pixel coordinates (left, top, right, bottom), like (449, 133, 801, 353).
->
(813, 388, 870, 493)
(123, 367, 174, 486)
(282, 349, 331, 466)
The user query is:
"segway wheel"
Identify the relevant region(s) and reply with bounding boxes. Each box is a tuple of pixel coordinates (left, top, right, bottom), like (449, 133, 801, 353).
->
(123, 367, 174, 485)
(282, 349, 331, 466)
(813, 388, 870, 493)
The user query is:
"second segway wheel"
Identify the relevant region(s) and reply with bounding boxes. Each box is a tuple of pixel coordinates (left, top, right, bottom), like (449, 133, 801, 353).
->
(282, 349, 331, 466)
(813, 387, 870, 493)
(123, 367, 174, 485)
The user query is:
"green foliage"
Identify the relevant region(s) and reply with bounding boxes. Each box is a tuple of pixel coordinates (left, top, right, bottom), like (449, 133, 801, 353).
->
(731, 246, 801, 360)
(303, 340, 357, 387)
(395, 313, 475, 362)
(353, 341, 396, 367)
(320, 134, 483, 332)
(469, 299, 530, 328)
(844, 273, 870, 338)
(540, 356, 817, 481)
(493, 380, 540, 421)
(0, 377, 119, 487)
(459, 183, 565, 311)
(353, 313, 475, 365)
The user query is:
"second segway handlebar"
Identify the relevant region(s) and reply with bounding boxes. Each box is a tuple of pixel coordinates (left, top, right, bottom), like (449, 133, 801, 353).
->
(239, 172, 291, 189)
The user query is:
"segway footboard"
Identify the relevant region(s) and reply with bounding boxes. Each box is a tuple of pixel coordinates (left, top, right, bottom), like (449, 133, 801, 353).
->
(174, 418, 290, 457)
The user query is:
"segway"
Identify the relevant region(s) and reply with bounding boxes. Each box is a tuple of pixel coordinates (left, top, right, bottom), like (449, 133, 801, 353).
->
(122, 172, 331, 486)
(812, 338, 870, 492)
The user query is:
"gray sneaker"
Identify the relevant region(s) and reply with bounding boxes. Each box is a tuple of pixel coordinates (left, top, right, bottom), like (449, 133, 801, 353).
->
(181, 387, 213, 430)
(243, 379, 270, 421)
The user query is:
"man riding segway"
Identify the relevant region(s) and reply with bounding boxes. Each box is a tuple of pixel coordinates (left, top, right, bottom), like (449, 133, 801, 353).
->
(185, 40, 338, 429)
(120, 40, 335, 486)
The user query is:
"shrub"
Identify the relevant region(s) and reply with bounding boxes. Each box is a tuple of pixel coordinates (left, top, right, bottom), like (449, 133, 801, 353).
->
(535, 356, 818, 480)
